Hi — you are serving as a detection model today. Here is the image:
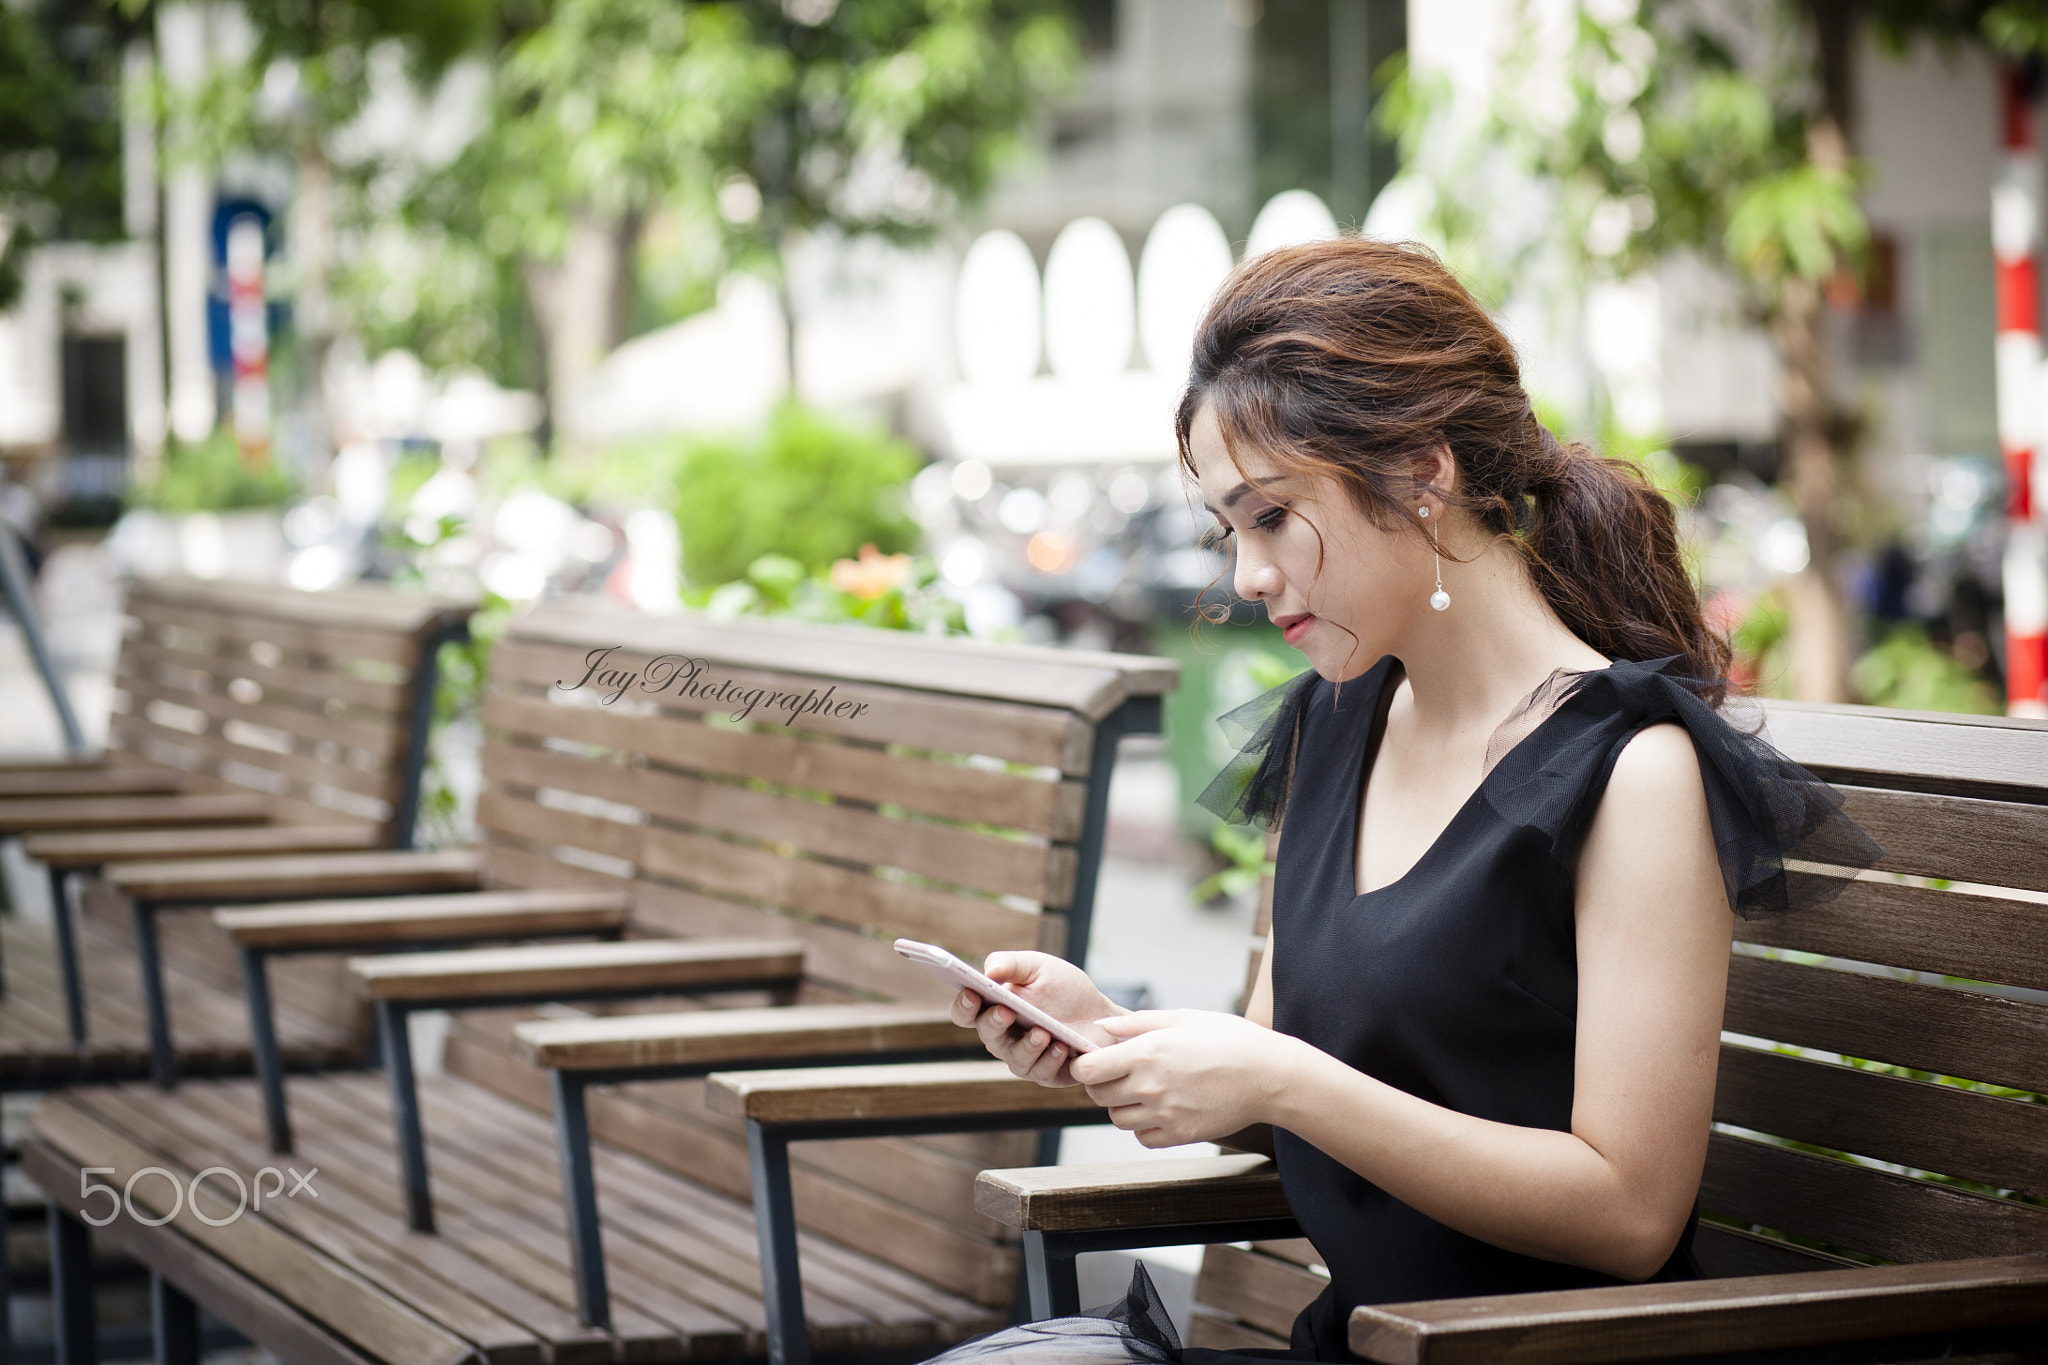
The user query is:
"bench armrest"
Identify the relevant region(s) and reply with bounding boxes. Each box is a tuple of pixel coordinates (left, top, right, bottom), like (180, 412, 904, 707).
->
(974, 1154, 1290, 1233)
(25, 824, 383, 870)
(513, 1002, 971, 1072)
(213, 887, 627, 949)
(1347, 1254, 2048, 1365)
(106, 848, 479, 902)
(0, 793, 273, 832)
(705, 1059, 1103, 1124)
(347, 937, 804, 1000)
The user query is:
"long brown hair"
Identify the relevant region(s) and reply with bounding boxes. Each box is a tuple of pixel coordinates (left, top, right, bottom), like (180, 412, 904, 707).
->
(1176, 237, 1732, 702)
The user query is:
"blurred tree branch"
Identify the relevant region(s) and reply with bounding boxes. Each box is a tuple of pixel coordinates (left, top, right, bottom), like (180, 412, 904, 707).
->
(1464, 0, 2022, 702)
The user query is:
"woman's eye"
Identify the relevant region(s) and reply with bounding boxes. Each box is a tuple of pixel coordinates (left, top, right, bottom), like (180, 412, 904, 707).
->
(1198, 523, 1233, 551)
(1251, 506, 1288, 532)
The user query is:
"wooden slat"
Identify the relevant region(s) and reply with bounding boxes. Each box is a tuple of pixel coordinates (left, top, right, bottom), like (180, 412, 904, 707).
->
(29, 1097, 476, 1365)
(106, 703, 407, 806)
(1735, 877, 2048, 993)
(130, 573, 470, 638)
(347, 937, 805, 1000)
(481, 689, 1087, 838)
(1759, 698, 2048, 800)
(1723, 954, 2048, 1095)
(0, 767, 184, 797)
(106, 847, 481, 901)
(1699, 1132, 2048, 1264)
(25, 823, 384, 869)
(127, 592, 430, 668)
(20, 1140, 384, 1365)
(704, 1060, 1104, 1125)
(1713, 1044, 2048, 1197)
(1194, 1244, 1326, 1339)
(637, 821, 1046, 960)
(1837, 787, 2048, 893)
(1691, 1223, 1859, 1277)
(1347, 1255, 2048, 1365)
(512, 1003, 968, 1071)
(125, 633, 412, 712)
(480, 741, 1076, 904)
(0, 753, 108, 771)
(0, 793, 274, 832)
(489, 637, 1095, 773)
(214, 887, 628, 949)
(973, 1155, 1292, 1233)
(106, 714, 404, 819)
(507, 599, 1175, 721)
(119, 653, 405, 757)
(1188, 1310, 1291, 1352)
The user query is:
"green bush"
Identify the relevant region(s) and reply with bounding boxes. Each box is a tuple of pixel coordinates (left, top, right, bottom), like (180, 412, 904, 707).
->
(580, 401, 923, 589)
(132, 428, 298, 512)
(1850, 623, 2002, 715)
(686, 550, 966, 635)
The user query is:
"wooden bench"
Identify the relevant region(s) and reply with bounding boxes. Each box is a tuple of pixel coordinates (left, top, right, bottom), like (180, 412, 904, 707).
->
(966, 700, 2048, 1364)
(25, 600, 1178, 1362)
(0, 574, 471, 1082)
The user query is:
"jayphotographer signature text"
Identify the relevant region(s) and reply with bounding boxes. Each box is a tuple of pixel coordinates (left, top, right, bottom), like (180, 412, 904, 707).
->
(558, 646, 873, 725)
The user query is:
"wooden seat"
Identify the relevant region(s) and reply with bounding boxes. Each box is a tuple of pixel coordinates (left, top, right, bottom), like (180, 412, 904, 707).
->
(969, 699, 2048, 1364)
(0, 575, 470, 1072)
(26, 599, 1179, 1364)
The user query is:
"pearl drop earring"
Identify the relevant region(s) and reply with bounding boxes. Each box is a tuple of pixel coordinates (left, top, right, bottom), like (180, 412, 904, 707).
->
(1420, 505, 1449, 611)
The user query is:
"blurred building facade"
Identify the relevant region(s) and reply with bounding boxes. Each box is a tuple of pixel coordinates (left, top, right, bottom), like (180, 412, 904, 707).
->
(0, 0, 2029, 702)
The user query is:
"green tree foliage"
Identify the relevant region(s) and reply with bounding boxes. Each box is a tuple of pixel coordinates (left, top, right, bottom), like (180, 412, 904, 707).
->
(0, 0, 142, 306)
(364, 0, 1077, 390)
(581, 400, 923, 586)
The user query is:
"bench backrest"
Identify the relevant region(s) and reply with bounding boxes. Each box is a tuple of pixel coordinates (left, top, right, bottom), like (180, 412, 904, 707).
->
(1185, 698, 2048, 1350)
(110, 575, 472, 846)
(441, 598, 1175, 1307)
(1700, 701, 2048, 1275)
(466, 600, 1174, 998)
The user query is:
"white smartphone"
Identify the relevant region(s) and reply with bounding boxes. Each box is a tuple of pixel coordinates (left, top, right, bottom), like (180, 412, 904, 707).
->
(893, 938, 1101, 1054)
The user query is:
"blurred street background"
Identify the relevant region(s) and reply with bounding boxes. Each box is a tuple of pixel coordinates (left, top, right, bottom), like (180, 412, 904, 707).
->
(4, 0, 2048, 1348)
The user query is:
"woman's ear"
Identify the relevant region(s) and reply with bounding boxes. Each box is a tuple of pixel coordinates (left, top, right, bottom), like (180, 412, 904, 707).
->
(1407, 442, 1457, 506)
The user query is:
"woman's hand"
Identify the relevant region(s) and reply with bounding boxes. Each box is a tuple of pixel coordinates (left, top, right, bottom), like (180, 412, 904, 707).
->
(1070, 1011, 1305, 1147)
(951, 951, 1123, 1087)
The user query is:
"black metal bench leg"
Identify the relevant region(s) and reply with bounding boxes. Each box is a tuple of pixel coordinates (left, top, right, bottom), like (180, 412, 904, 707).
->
(550, 1070, 611, 1330)
(49, 1205, 96, 1365)
(48, 865, 87, 1042)
(240, 947, 292, 1153)
(151, 1270, 199, 1365)
(1020, 1230, 1080, 1321)
(749, 1120, 811, 1365)
(132, 900, 175, 1087)
(377, 999, 435, 1232)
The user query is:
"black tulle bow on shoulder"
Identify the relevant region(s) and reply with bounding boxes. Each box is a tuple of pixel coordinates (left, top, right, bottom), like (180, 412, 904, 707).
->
(1195, 656, 1884, 919)
(1193, 665, 1321, 832)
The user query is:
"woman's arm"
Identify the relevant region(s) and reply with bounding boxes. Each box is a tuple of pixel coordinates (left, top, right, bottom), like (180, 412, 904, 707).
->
(1079, 721, 1732, 1281)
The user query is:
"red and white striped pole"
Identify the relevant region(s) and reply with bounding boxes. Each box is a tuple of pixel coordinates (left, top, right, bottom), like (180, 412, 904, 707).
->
(226, 212, 271, 468)
(1994, 64, 2048, 716)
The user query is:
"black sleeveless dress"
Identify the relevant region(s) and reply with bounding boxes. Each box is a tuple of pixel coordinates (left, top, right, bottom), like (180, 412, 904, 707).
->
(924, 654, 1881, 1365)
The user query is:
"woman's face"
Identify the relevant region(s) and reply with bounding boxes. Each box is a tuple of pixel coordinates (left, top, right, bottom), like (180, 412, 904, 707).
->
(1187, 399, 1431, 682)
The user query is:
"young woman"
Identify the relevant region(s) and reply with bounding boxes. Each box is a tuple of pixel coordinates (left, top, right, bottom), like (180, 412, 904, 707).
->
(928, 239, 1879, 1364)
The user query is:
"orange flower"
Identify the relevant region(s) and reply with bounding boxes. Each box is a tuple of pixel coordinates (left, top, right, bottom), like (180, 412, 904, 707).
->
(830, 543, 914, 600)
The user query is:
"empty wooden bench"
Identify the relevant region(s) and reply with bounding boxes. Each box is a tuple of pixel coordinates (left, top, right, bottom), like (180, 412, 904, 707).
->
(1, 573, 471, 1083)
(972, 699, 2048, 1364)
(26, 600, 1178, 1362)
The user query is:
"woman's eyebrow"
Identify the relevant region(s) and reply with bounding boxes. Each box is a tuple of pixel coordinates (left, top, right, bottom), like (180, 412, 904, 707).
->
(1202, 475, 1289, 516)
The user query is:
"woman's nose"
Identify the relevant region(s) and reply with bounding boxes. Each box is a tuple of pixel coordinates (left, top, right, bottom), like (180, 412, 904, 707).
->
(1233, 546, 1280, 602)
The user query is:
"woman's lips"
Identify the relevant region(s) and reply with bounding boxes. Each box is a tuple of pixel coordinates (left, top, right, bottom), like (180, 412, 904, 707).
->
(1282, 614, 1315, 645)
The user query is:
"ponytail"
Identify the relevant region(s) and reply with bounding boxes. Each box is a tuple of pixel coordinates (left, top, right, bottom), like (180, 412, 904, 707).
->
(1176, 238, 1732, 704)
(1522, 425, 1731, 699)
